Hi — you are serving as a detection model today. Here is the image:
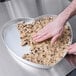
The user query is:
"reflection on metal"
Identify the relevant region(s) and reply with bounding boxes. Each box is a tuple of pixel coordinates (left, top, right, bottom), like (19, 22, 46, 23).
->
(0, 0, 9, 2)
(5, 0, 64, 18)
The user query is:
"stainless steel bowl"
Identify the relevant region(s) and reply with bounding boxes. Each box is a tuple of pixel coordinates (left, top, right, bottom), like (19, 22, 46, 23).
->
(1, 15, 73, 69)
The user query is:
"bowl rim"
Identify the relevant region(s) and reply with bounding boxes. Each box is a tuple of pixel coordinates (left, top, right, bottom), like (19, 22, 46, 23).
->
(1, 14, 73, 69)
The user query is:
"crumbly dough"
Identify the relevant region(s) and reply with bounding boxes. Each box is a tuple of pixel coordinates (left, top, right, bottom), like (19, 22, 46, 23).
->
(17, 16, 71, 66)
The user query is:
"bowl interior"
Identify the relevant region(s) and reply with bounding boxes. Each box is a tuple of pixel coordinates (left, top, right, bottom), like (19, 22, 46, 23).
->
(2, 18, 33, 57)
(1, 15, 73, 69)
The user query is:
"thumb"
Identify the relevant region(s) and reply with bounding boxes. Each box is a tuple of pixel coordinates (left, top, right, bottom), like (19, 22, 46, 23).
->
(51, 34, 61, 45)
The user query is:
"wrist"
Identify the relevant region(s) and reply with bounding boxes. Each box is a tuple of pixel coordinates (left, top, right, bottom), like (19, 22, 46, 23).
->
(55, 14, 67, 27)
(56, 8, 71, 26)
(57, 0, 76, 26)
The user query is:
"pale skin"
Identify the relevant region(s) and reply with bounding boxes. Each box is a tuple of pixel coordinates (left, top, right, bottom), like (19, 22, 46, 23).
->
(32, 0, 76, 65)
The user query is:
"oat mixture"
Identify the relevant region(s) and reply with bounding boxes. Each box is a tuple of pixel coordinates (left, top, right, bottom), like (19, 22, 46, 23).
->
(17, 16, 71, 65)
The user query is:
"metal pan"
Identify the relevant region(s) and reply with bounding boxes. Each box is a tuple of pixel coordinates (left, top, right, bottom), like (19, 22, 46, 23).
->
(1, 15, 73, 69)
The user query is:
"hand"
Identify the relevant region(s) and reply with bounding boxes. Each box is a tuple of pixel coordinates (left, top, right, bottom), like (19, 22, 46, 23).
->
(67, 43, 76, 55)
(33, 17, 64, 44)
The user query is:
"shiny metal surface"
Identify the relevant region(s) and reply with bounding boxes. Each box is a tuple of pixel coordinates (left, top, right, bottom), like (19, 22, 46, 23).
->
(5, 0, 64, 18)
(0, 0, 76, 76)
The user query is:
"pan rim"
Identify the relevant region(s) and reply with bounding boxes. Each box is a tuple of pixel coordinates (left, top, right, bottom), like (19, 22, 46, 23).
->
(1, 14, 73, 69)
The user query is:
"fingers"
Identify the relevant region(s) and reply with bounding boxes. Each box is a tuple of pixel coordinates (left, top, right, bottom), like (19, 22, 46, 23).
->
(67, 45, 73, 50)
(33, 26, 47, 38)
(51, 27, 63, 45)
(68, 48, 76, 54)
(67, 43, 76, 54)
(33, 33, 47, 41)
(32, 26, 51, 42)
(51, 33, 61, 45)
(33, 33, 51, 42)
(33, 31, 47, 39)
